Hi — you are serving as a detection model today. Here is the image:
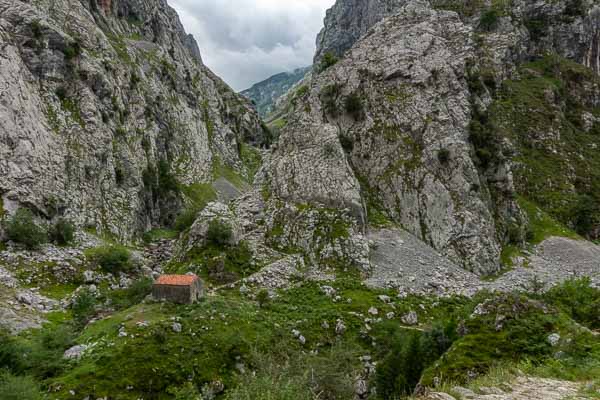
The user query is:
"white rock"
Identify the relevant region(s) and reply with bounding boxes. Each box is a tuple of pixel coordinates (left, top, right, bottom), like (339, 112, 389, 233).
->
(172, 322, 182, 333)
(64, 344, 88, 360)
(547, 333, 561, 347)
(401, 311, 418, 326)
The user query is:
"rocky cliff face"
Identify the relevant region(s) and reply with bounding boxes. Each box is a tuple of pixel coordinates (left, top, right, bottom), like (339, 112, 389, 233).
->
(314, 0, 407, 64)
(0, 0, 264, 240)
(267, 0, 600, 274)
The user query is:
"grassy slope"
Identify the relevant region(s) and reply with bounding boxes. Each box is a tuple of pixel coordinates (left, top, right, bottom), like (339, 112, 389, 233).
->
(490, 56, 600, 237)
(2, 277, 590, 400)
(37, 280, 463, 399)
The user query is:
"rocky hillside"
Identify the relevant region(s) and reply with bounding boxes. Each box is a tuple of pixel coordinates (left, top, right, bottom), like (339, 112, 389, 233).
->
(0, 0, 265, 241)
(241, 66, 310, 117)
(271, 0, 600, 275)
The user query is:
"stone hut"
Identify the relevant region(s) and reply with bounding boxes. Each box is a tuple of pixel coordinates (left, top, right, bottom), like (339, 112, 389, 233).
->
(152, 274, 203, 304)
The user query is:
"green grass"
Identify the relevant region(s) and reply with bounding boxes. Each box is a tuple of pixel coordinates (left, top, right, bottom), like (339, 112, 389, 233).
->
(421, 291, 598, 387)
(6, 277, 600, 400)
(499, 244, 521, 268)
(39, 283, 78, 300)
(42, 279, 460, 399)
(179, 183, 217, 210)
(518, 197, 580, 244)
(240, 144, 262, 183)
(212, 159, 248, 190)
(268, 118, 287, 130)
(486, 55, 600, 238)
(142, 228, 179, 243)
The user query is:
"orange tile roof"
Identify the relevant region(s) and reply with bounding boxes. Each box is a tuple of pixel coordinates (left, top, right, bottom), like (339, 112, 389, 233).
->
(155, 274, 198, 286)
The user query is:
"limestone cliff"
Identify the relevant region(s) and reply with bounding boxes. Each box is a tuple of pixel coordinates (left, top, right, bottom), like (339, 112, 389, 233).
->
(267, 0, 600, 274)
(314, 0, 407, 64)
(0, 0, 265, 240)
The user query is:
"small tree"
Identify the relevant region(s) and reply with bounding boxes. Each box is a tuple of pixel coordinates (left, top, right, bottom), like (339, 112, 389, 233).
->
(479, 9, 499, 31)
(86, 245, 132, 273)
(174, 208, 199, 232)
(4, 209, 48, 249)
(206, 219, 233, 247)
(320, 84, 341, 117)
(344, 93, 364, 120)
(319, 52, 339, 72)
(71, 289, 97, 327)
(62, 40, 81, 60)
(256, 289, 270, 308)
(49, 218, 75, 246)
(438, 148, 451, 164)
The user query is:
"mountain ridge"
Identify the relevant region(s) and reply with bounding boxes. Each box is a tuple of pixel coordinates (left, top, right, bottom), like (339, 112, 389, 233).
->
(241, 66, 311, 117)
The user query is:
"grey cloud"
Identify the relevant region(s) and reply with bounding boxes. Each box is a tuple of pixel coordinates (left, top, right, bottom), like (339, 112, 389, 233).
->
(169, 0, 335, 91)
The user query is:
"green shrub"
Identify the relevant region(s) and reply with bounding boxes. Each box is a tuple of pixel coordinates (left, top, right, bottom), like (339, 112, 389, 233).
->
(572, 194, 598, 237)
(174, 208, 199, 232)
(542, 278, 600, 329)
(29, 324, 76, 379)
(158, 160, 179, 195)
(376, 331, 425, 398)
(49, 218, 75, 245)
(256, 289, 270, 308)
(4, 209, 48, 249)
(506, 223, 522, 245)
(295, 85, 309, 98)
(469, 110, 500, 168)
(525, 16, 549, 41)
(55, 86, 68, 101)
(320, 84, 341, 117)
(1, 324, 75, 380)
(115, 166, 125, 185)
(185, 241, 253, 284)
(225, 367, 311, 400)
(62, 40, 81, 60)
(0, 329, 24, 373)
(438, 148, 451, 164)
(167, 382, 201, 400)
(86, 245, 132, 273)
(479, 9, 499, 31)
(344, 93, 364, 120)
(206, 219, 233, 247)
(30, 20, 43, 39)
(109, 277, 153, 310)
(318, 52, 339, 72)
(564, 0, 585, 17)
(0, 372, 41, 400)
(71, 289, 98, 327)
(375, 321, 457, 398)
(339, 135, 354, 152)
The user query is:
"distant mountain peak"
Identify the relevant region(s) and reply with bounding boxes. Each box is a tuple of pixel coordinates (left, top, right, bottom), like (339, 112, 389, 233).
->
(241, 67, 311, 117)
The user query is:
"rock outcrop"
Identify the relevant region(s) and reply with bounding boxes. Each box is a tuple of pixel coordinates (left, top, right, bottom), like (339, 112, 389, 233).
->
(422, 376, 591, 400)
(266, 0, 600, 274)
(314, 0, 407, 64)
(0, 0, 264, 240)
(270, 2, 508, 274)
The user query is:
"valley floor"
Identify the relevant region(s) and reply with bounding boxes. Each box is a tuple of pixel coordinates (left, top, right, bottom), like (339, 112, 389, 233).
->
(0, 229, 599, 399)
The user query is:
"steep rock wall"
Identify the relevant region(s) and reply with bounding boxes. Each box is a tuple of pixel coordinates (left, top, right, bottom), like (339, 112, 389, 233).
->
(0, 0, 264, 240)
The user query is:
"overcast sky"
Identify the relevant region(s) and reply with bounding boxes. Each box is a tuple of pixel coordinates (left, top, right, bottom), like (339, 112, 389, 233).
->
(169, 0, 335, 91)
